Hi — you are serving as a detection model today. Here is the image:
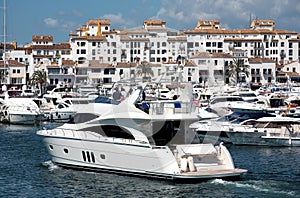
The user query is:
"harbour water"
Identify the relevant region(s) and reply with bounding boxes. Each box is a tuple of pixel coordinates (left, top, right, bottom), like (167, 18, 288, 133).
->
(0, 123, 299, 197)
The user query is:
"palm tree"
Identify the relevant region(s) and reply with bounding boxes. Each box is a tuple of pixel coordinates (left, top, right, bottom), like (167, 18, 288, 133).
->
(226, 58, 250, 84)
(29, 70, 48, 95)
(135, 60, 154, 82)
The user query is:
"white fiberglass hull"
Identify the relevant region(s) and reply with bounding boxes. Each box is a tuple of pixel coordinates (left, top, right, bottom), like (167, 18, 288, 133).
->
(1, 112, 41, 125)
(37, 129, 247, 181)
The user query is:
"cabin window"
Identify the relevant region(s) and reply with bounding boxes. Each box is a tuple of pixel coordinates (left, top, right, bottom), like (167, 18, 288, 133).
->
(80, 125, 135, 140)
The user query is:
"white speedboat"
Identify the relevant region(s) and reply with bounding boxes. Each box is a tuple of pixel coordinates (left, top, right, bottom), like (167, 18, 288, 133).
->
(37, 85, 247, 182)
(33, 94, 77, 123)
(0, 97, 42, 125)
(206, 94, 250, 116)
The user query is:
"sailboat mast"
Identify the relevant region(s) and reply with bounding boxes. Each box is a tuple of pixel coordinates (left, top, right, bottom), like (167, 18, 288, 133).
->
(3, 0, 6, 83)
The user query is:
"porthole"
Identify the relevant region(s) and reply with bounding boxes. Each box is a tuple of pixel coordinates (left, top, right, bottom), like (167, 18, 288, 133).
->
(100, 154, 106, 159)
(63, 148, 69, 154)
(49, 145, 53, 150)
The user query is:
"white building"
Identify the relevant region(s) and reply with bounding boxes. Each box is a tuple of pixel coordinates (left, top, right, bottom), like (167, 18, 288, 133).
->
(2, 18, 300, 90)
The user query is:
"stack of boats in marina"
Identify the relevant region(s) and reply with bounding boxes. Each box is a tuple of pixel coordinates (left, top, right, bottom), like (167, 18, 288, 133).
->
(0, 87, 78, 125)
(36, 83, 247, 182)
(190, 83, 300, 147)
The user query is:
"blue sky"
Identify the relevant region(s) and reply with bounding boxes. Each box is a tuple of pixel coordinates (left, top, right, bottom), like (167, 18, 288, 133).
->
(2, 0, 300, 45)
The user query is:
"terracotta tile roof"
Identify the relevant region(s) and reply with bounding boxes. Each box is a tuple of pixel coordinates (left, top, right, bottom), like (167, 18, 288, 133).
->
(87, 19, 110, 26)
(248, 57, 276, 63)
(32, 35, 53, 42)
(46, 65, 60, 68)
(184, 28, 298, 35)
(211, 52, 233, 58)
(0, 43, 15, 50)
(0, 60, 25, 67)
(62, 60, 74, 66)
(115, 62, 137, 68)
(53, 43, 71, 49)
(190, 52, 211, 58)
(144, 19, 166, 26)
(102, 30, 119, 35)
(33, 55, 53, 58)
(185, 61, 197, 66)
(71, 36, 107, 42)
(196, 20, 221, 29)
(32, 45, 55, 50)
(31, 43, 70, 50)
(88, 60, 113, 68)
(289, 38, 300, 42)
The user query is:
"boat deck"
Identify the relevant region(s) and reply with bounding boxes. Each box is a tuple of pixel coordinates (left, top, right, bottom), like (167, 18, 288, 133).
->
(181, 168, 247, 176)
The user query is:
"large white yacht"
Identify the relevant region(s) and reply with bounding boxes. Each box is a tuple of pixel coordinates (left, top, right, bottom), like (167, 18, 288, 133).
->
(37, 84, 247, 182)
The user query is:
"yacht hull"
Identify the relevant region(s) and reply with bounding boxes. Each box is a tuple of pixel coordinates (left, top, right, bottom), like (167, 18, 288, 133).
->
(225, 131, 267, 146)
(38, 132, 246, 182)
(1, 113, 40, 125)
(261, 136, 300, 147)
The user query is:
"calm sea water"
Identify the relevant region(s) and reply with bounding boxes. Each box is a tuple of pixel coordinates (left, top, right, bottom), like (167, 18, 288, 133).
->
(0, 123, 299, 198)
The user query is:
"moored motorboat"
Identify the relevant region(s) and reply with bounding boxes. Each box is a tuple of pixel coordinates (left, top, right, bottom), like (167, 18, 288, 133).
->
(0, 97, 42, 125)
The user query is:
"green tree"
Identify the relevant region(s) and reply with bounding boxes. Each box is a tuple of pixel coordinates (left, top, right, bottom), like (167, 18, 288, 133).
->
(226, 58, 250, 84)
(29, 70, 48, 95)
(135, 61, 154, 82)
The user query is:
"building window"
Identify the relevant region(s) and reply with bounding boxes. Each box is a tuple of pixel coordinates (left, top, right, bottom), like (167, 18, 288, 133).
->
(11, 78, 22, 84)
